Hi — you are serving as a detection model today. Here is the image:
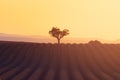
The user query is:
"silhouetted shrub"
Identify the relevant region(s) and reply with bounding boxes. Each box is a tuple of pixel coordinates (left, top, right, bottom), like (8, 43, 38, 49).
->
(88, 40, 102, 45)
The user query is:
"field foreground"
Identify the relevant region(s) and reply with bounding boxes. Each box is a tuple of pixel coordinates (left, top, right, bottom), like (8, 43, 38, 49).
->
(0, 41, 120, 80)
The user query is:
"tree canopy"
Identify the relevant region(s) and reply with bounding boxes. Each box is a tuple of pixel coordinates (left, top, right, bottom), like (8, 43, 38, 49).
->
(49, 27, 69, 44)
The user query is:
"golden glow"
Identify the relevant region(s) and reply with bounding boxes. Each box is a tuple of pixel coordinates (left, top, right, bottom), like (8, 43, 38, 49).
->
(0, 0, 120, 40)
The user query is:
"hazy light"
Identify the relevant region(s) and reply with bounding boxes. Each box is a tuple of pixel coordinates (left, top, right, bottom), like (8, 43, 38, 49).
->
(0, 0, 120, 40)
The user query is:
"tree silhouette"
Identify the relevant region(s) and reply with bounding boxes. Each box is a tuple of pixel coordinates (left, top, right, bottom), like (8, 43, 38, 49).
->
(49, 27, 69, 44)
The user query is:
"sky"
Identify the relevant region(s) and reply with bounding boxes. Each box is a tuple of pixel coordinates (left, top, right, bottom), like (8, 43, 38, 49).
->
(0, 0, 120, 40)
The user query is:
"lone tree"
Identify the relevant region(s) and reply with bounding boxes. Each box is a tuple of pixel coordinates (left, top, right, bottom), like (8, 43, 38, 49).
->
(49, 27, 69, 44)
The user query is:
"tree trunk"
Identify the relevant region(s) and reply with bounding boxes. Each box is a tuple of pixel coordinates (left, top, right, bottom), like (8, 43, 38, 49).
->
(57, 38, 60, 44)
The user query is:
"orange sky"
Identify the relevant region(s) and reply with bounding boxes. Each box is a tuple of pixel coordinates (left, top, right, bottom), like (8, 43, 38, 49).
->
(0, 0, 120, 40)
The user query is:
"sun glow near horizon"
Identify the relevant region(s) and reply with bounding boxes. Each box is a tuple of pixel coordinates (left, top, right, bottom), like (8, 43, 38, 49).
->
(0, 0, 120, 40)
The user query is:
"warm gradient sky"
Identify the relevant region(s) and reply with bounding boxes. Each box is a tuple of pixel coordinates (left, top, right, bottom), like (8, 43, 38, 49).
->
(0, 0, 120, 40)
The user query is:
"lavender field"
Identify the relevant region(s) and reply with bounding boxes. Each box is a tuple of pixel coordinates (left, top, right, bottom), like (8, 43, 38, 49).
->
(0, 41, 120, 80)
